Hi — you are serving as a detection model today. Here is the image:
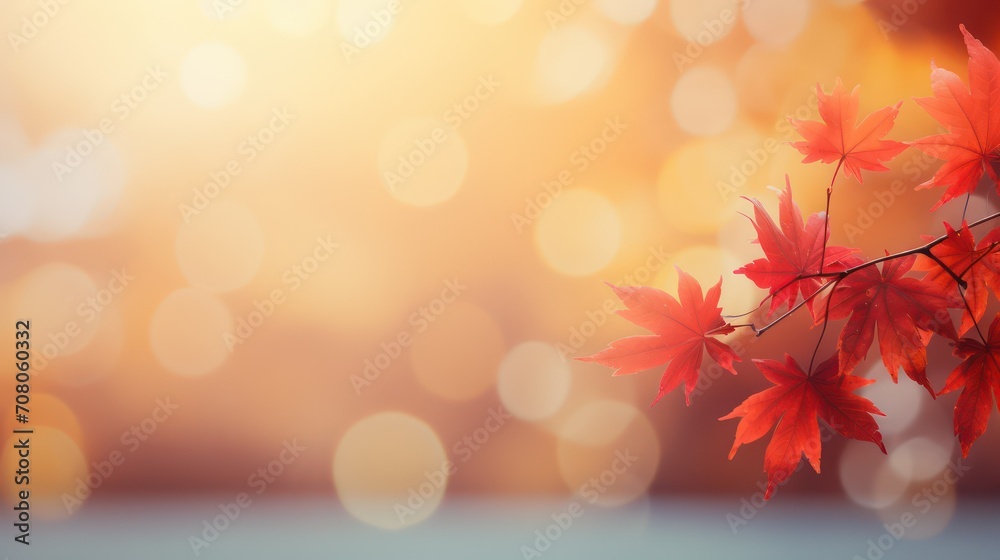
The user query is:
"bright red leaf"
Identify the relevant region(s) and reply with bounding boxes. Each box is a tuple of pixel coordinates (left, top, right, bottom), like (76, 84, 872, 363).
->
(914, 25, 1000, 209)
(790, 78, 908, 184)
(721, 353, 885, 499)
(584, 22, 1000, 497)
(735, 176, 859, 316)
(914, 221, 1000, 335)
(820, 255, 961, 393)
(939, 313, 1000, 457)
(577, 270, 740, 406)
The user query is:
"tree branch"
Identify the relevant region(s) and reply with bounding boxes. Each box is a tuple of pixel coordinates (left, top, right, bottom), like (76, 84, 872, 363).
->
(727, 211, 1000, 335)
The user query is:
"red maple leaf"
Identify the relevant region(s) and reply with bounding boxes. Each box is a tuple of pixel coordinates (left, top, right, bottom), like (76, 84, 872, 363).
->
(790, 78, 908, 184)
(914, 25, 1000, 209)
(721, 353, 885, 499)
(577, 270, 740, 406)
(914, 222, 1000, 335)
(819, 255, 961, 393)
(735, 176, 859, 316)
(939, 313, 1000, 457)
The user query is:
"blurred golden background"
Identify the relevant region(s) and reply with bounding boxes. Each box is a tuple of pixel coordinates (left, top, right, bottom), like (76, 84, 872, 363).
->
(1, 0, 999, 542)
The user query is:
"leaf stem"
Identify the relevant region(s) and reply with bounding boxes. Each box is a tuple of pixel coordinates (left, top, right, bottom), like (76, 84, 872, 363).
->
(959, 285, 988, 345)
(818, 186, 833, 276)
(830, 157, 845, 187)
(807, 278, 841, 376)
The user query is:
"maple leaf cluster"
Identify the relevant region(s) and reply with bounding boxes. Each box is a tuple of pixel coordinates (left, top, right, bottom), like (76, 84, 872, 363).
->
(580, 25, 1000, 499)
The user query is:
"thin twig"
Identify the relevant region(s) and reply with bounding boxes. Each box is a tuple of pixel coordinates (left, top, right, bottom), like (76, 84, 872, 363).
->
(752, 279, 838, 337)
(921, 249, 967, 289)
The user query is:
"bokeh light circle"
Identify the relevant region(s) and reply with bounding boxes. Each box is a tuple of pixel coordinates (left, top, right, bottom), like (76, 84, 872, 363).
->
(840, 440, 909, 509)
(0, 164, 35, 236)
(150, 288, 233, 376)
(656, 128, 768, 235)
(876, 480, 957, 540)
(497, 341, 571, 421)
(536, 26, 611, 104)
(535, 189, 622, 277)
(889, 437, 954, 482)
(1, 427, 87, 520)
(175, 201, 264, 293)
(858, 365, 924, 437)
(21, 132, 126, 241)
(671, 66, 737, 136)
(12, 263, 100, 358)
(735, 44, 796, 116)
(596, 0, 658, 25)
(669, 0, 740, 44)
(333, 412, 448, 529)
(2, 393, 82, 442)
(378, 117, 468, 207)
(180, 42, 247, 109)
(557, 400, 660, 507)
(742, 0, 810, 47)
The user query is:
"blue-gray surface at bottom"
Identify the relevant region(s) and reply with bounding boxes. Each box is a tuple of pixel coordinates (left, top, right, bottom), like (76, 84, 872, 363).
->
(4, 497, 997, 560)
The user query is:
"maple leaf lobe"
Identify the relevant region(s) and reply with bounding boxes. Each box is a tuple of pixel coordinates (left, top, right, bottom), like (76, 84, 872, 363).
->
(721, 354, 885, 499)
(790, 78, 908, 184)
(913, 25, 1000, 209)
(577, 270, 740, 406)
(939, 313, 1000, 457)
(820, 255, 961, 394)
(735, 176, 859, 316)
